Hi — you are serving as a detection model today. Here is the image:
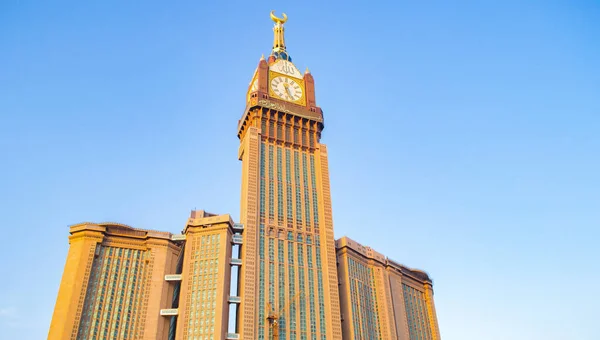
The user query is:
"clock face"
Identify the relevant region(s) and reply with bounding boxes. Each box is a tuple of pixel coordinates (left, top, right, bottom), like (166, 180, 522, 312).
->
(270, 76, 303, 102)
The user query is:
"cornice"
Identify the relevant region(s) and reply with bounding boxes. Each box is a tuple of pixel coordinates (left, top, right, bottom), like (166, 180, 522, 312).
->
(238, 97, 324, 135)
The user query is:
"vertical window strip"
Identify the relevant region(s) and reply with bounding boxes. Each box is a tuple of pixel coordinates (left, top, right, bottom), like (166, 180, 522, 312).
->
(309, 155, 319, 227)
(269, 238, 275, 308)
(269, 145, 274, 219)
(132, 250, 145, 337)
(277, 147, 284, 222)
(307, 245, 317, 339)
(105, 254, 120, 336)
(260, 143, 266, 218)
(120, 249, 134, 339)
(277, 123, 283, 139)
(77, 246, 104, 339)
(314, 237, 326, 337)
(302, 153, 311, 228)
(294, 151, 302, 226)
(285, 149, 293, 224)
(98, 248, 112, 337)
(369, 268, 381, 339)
(259, 141, 266, 340)
(294, 126, 299, 144)
(297, 243, 307, 335)
(259, 226, 266, 339)
(278, 240, 286, 339)
(288, 240, 297, 339)
(127, 250, 140, 338)
(301, 128, 306, 146)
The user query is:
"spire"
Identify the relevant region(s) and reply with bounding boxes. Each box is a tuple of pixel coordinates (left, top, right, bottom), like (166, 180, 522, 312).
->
(270, 11, 291, 61)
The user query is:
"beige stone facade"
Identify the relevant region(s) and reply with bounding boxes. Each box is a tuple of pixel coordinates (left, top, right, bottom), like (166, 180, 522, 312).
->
(175, 211, 235, 340)
(48, 11, 441, 340)
(48, 223, 181, 340)
(48, 212, 239, 340)
(235, 15, 343, 340)
(336, 237, 441, 340)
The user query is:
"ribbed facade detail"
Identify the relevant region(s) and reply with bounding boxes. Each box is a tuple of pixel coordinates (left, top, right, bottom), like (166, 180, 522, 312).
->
(77, 246, 147, 339)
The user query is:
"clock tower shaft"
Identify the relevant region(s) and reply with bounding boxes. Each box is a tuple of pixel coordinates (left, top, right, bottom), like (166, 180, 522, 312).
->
(235, 12, 342, 340)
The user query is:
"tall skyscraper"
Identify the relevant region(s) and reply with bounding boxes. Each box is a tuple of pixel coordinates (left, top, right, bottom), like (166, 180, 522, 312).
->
(48, 211, 240, 340)
(236, 11, 342, 339)
(336, 237, 441, 340)
(48, 11, 441, 340)
(174, 210, 237, 339)
(48, 222, 181, 340)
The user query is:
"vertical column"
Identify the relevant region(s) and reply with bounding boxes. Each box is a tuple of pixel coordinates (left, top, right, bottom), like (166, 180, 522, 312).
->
(424, 283, 441, 340)
(373, 266, 397, 340)
(176, 232, 196, 338)
(315, 144, 343, 339)
(379, 269, 398, 340)
(48, 227, 103, 340)
(220, 229, 234, 340)
(143, 239, 180, 339)
(388, 272, 410, 340)
(239, 126, 261, 339)
(336, 250, 354, 339)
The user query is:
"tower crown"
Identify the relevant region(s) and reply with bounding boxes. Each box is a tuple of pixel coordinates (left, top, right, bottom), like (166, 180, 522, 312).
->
(270, 11, 291, 61)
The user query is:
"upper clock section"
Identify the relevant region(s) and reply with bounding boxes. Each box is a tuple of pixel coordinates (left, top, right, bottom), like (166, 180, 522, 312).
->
(245, 11, 319, 110)
(238, 11, 323, 140)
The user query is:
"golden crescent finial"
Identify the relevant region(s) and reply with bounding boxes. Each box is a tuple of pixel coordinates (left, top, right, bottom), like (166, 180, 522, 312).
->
(270, 10, 287, 24)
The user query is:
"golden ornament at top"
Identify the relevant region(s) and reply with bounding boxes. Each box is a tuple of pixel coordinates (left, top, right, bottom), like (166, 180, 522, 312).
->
(270, 11, 288, 24)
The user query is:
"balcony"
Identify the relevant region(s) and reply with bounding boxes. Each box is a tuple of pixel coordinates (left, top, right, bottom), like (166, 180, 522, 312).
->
(232, 235, 243, 245)
(230, 258, 242, 266)
(226, 334, 240, 340)
(171, 234, 186, 241)
(228, 296, 241, 304)
(233, 223, 244, 231)
(164, 274, 182, 281)
(160, 308, 178, 316)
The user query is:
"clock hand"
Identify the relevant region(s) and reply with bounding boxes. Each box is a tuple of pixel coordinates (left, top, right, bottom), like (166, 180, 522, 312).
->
(283, 83, 294, 100)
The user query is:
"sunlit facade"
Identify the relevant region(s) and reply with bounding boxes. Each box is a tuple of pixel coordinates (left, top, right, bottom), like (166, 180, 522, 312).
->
(235, 11, 342, 340)
(174, 210, 236, 340)
(48, 11, 441, 340)
(48, 223, 181, 340)
(336, 237, 441, 340)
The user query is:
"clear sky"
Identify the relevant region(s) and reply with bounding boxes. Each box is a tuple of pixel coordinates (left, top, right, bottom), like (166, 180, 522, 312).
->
(1, 1, 599, 339)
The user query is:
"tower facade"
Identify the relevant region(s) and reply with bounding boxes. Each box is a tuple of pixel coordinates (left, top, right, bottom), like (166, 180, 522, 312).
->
(336, 237, 441, 340)
(48, 223, 181, 340)
(48, 11, 442, 340)
(175, 211, 236, 340)
(236, 11, 343, 340)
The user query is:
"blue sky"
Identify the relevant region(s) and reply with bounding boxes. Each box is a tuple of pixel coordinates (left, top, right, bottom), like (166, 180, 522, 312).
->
(1, 1, 599, 339)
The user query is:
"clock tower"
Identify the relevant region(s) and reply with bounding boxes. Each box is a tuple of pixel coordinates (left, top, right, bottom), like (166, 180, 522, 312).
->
(236, 11, 343, 340)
